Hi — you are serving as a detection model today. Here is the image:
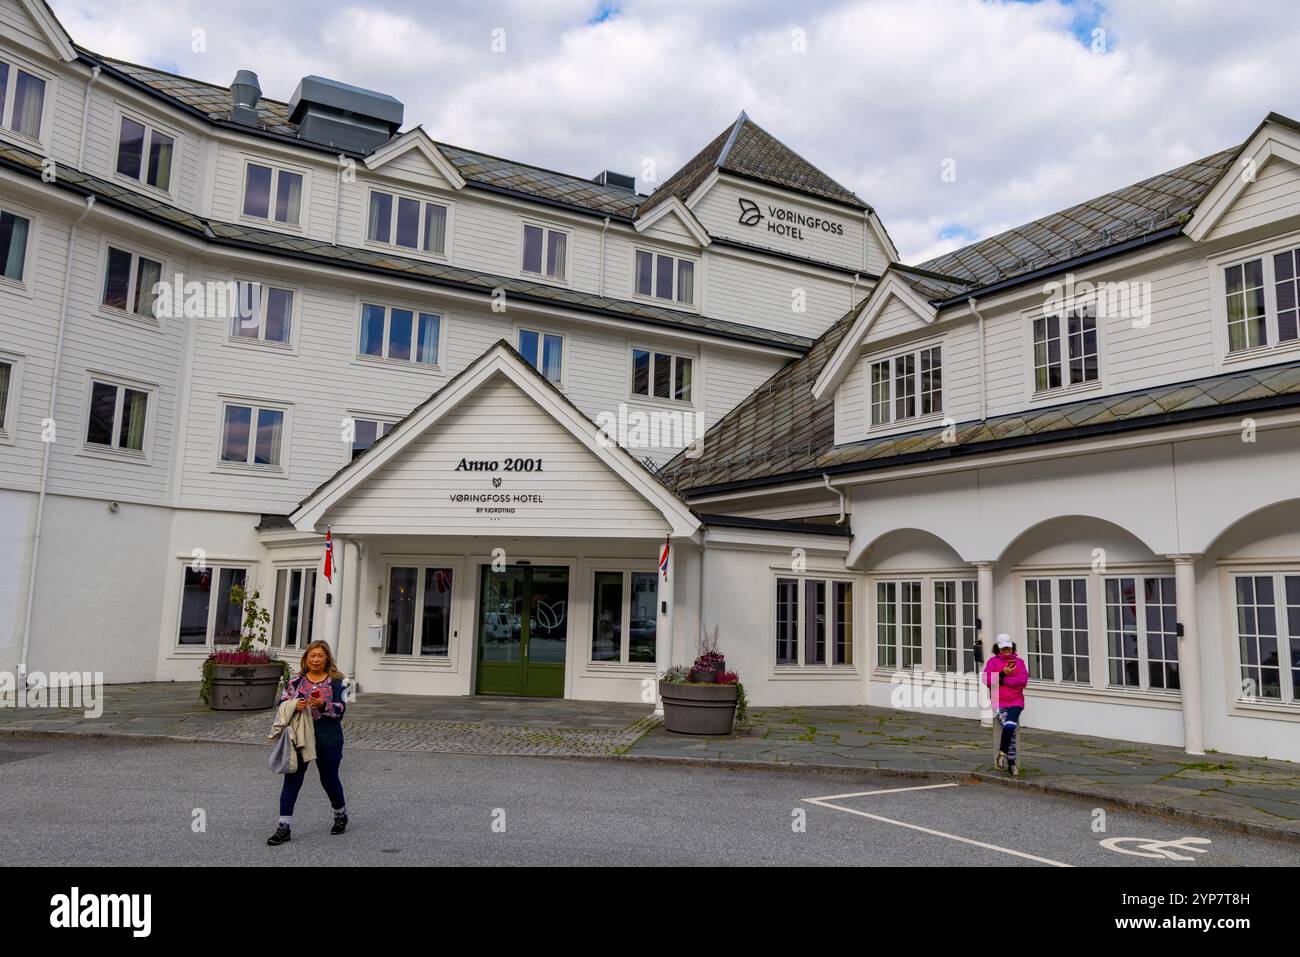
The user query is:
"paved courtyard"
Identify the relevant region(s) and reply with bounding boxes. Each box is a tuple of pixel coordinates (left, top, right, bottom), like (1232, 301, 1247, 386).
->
(1, 682, 1296, 840)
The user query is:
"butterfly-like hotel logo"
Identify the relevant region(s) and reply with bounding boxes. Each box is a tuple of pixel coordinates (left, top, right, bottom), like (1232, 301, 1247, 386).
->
(737, 198, 763, 227)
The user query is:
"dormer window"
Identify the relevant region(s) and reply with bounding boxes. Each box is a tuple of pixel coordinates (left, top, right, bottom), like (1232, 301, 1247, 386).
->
(1032, 309, 1098, 392)
(0, 61, 45, 140)
(869, 344, 941, 427)
(115, 116, 174, 192)
(243, 162, 303, 226)
(635, 250, 694, 305)
(367, 189, 447, 255)
(522, 224, 566, 280)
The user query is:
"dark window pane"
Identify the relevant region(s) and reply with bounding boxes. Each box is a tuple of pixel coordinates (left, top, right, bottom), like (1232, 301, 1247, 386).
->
(653, 353, 671, 399)
(592, 571, 623, 662)
(243, 164, 272, 219)
(655, 254, 673, 299)
(368, 191, 392, 243)
(0, 210, 29, 281)
(116, 116, 145, 179)
(213, 568, 246, 643)
(351, 419, 378, 459)
(416, 313, 439, 365)
(388, 308, 413, 361)
(635, 250, 652, 296)
(254, 408, 283, 465)
(102, 247, 132, 310)
(118, 388, 147, 450)
(387, 567, 417, 655)
(518, 329, 539, 367)
(264, 287, 293, 343)
(395, 197, 420, 248)
(359, 303, 385, 357)
(178, 566, 211, 644)
(12, 71, 44, 139)
(221, 405, 251, 462)
(545, 231, 566, 279)
(274, 171, 302, 224)
(522, 225, 543, 273)
(146, 130, 173, 191)
(632, 349, 649, 395)
(629, 572, 657, 662)
(86, 381, 116, 445)
(421, 568, 453, 656)
(674, 356, 692, 401)
(423, 203, 447, 253)
(133, 256, 162, 317)
(676, 259, 694, 305)
(541, 334, 563, 383)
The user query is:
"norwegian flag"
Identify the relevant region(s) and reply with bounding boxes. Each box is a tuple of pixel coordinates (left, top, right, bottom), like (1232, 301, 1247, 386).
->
(659, 536, 670, 580)
(323, 527, 334, 584)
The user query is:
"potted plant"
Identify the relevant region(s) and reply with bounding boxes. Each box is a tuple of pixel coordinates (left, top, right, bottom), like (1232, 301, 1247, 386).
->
(659, 627, 745, 735)
(200, 584, 290, 711)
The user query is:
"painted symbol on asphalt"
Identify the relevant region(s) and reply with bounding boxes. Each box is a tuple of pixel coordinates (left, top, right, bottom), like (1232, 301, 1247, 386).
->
(1099, 836, 1212, 860)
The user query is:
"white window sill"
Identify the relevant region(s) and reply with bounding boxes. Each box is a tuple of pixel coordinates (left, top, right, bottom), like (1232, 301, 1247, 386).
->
(110, 170, 178, 205)
(97, 306, 163, 332)
(1030, 379, 1102, 403)
(226, 335, 297, 355)
(375, 654, 454, 668)
(0, 127, 46, 155)
(212, 461, 288, 479)
(238, 214, 304, 234)
(1223, 338, 1300, 365)
(0, 274, 32, 298)
(586, 662, 657, 674)
(867, 411, 946, 435)
(77, 443, 150, 466)
(771, 666, 861, 679)
(1231, 697, 1300, 721)
(351, 355, 443, 376)
(519, 270, 570, 288)
(631, 291, 699, 313)
(362, 239, 449, 263)
(626, 393, 698, 410)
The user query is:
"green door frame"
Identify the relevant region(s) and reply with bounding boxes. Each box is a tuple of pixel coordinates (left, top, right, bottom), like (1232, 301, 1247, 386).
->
(475, 564, 568, 698)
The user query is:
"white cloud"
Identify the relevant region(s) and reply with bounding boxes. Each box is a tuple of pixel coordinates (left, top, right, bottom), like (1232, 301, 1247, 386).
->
(51, 0, 1300, 263)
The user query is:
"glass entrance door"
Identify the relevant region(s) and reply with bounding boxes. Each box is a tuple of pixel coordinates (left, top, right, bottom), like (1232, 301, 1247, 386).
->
(476, 565, 569, 697)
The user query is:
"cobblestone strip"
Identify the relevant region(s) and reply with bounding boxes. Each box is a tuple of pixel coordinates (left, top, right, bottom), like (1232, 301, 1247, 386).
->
(195, 712, 663, 757)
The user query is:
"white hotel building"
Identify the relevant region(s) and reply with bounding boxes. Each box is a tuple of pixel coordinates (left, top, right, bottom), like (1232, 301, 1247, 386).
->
(2, 0, 1300, 760)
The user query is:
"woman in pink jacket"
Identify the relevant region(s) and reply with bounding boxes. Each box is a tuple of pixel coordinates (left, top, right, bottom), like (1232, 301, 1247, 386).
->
(982, 634, 1029, 776)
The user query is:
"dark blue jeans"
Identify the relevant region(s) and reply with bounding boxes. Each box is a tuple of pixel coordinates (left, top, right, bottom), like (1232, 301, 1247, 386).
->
(279, 742, 345, 817)
(997, 706, 1023, 764)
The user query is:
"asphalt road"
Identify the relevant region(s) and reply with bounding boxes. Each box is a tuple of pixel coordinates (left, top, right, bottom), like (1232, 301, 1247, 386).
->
(0, 737, 1296, 867)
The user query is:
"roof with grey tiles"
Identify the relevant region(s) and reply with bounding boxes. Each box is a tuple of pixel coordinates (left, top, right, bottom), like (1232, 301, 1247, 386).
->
(665, 354, 1300, 494)
(0, 140, 808, 352)
(84, 53, 644, 219)
(638, 111, 869, 217)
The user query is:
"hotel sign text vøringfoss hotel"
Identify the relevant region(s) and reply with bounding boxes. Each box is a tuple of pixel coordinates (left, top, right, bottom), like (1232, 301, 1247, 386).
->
(451, 457, 545, 515)
(738, 197, 845, 241)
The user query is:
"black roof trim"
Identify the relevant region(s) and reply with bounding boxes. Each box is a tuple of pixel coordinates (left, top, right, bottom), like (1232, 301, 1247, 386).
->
(678, 387, 1300, 499)
(698, 513, 851, 537)
(256, 514, 296, 531)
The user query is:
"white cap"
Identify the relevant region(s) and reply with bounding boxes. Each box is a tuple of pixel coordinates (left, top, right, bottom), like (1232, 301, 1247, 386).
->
(994, 634, 1014, 650)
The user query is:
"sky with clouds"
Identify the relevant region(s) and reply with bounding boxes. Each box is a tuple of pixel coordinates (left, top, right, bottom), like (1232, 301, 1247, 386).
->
(48, 0, 1300, 264)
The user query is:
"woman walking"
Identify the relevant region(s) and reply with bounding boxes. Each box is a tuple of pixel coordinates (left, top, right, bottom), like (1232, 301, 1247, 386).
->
(267, 640, 349, 845)
(982, 634, 1029, 776)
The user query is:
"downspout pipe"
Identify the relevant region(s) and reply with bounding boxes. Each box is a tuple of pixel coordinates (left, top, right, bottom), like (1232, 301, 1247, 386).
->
(21, 194, 97, 681)
(822, 473, 847, 525)
(967, 297, 987, 421)
(849, 272, 861, 312)
(77, 65, 102, 170)
(598, 216, 610, 297)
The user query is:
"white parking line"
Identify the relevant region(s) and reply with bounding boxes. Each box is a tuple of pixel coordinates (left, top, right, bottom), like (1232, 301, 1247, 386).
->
(802, 783, 1072, 867)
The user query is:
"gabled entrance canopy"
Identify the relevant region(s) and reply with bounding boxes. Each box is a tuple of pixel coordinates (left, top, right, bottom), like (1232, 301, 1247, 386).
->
(290, 341, 701, 539)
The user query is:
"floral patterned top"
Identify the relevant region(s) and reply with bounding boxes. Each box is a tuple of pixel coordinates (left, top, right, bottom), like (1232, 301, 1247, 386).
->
(281, 673, 346, 747)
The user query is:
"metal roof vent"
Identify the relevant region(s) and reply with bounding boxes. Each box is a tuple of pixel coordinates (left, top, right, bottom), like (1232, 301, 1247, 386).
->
(230, 70, 261, 126)
(288, 75, 403, 154)
(592, 170, 636, 191)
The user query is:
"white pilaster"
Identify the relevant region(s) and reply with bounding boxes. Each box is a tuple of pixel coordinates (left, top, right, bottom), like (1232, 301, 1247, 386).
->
(654, 538, 674, 716)
(975, 561, 995, 726)
(1171, 555, 1205, 756)
(323, 534, 346, 658)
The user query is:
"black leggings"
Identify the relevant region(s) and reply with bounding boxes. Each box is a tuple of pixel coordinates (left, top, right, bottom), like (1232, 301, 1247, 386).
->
(279, 743, 345, 816)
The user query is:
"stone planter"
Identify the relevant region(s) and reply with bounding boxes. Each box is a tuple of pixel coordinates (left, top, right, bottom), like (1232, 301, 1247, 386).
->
(208, 663, 283, 711)
(659, 680, 738, 735)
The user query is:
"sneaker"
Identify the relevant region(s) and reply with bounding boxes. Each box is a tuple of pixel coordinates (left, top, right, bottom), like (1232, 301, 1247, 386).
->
(1009, 764, 1021, 777)
(331, 811, 348, 836)
(266, 824, 291, 846)
(995, 751, 1008, 771)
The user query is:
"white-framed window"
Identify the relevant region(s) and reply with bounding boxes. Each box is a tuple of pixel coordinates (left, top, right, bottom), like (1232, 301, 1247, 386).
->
(115, 113, 175, 193)
(1102, 575, 1180, 692)
(219, 401, 286, 467)
(366, 188, 448, 255)
(357, 302, 441, 367)
(0, 207, 31, 283)
(1024, 576, 1091, 684)
(591, 569, 658, 665)
(84, 377, 149, 453)
(242, 160, 304, 226)
(634, 249, 695, 305)
(230, 282, 295, 344)
(874, 576, 979, 672)
(1231, 572, 1300, 704)
(776, 575, 855, 667)
(177, 564, 248, 647)
(631, 348, 692, 403)
(517, 328, 564, 384)
(101, 245, 162, 319)
(521, 223, 567, 280)
(349, 416, 394, 460)
(0, 58, 46, 142)
(869, 344, 941, 427)
(0, 354, 19, 439)
(1032, 308, 1098, 393)
(386, 565, 455, 657)
(272, 566, 318, 651)
(1222, 245, 1300, 354)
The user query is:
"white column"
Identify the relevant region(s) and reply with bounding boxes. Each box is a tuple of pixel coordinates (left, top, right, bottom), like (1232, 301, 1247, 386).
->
(654, 537, 674, 716)
(1171, 555, 1205, 756)
(975, 562, 995, 727)
(323, 533, 346, 658)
